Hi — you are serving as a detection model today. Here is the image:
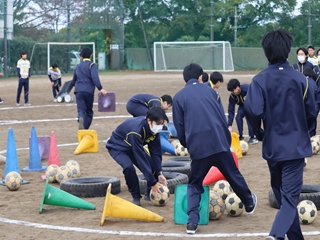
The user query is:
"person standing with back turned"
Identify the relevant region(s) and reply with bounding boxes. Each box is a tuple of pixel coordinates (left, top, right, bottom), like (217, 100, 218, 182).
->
(244, 29, 317, 240)
(71, 48, 107, 130)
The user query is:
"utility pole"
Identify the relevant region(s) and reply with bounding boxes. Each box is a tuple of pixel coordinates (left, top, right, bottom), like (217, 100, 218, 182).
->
(67, 0, 71, 72)
(307, 0, 312, 45)
(210, 0, 214, 41)
(234, 6, 237, 47)
(3, 0, 7, 76)
(119, 0, 124, 70)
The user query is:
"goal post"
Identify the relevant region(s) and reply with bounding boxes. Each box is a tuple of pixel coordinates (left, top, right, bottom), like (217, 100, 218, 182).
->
(153, 41, 234, 72)
(30, 42, 96, 71)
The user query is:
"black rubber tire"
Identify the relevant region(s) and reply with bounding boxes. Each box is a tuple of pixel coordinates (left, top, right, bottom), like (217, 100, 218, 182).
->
(162, 161, 190, 176)
(268, 184, 320, 210)
(60, 176, 121, 198)
(138, 172, 188, 194)
(167, 156, 191, 163)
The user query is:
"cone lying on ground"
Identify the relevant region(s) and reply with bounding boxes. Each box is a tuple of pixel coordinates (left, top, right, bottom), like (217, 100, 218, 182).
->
(74, 130, 99, 155)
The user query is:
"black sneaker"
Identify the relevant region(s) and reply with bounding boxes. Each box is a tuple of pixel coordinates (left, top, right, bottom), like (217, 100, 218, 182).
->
(248, 137, 258, 145)
(0, 98, 3, 104)
(239, 136, 244, 141)
(132, 198, 141, 206)
(78, 117, 84, 130)
(144, 192, 151, 201)
(186, 223, 198, 234)
(245, 193, 257, 214)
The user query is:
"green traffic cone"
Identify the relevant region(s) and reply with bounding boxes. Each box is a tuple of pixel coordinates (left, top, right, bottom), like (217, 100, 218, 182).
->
(39, 178, 96, 213)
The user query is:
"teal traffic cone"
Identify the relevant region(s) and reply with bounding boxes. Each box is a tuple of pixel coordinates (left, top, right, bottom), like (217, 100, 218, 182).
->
(23, 126, 47, 172)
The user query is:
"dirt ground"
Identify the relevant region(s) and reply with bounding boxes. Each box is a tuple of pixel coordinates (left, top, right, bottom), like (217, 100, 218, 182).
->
(0, 71, 319, 240)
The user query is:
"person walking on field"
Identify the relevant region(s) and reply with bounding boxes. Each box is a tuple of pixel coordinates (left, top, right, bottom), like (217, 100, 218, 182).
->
(173, 63, 257, 235)
(48, 63, 62, 102)
(244, 29, 317, 240)
(16, 51, 31, 106)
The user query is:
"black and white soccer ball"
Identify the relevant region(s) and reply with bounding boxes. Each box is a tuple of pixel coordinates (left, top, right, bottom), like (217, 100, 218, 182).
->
(150, 184, 170, 206)
(209, 190, 225, 220)
(297, 200, 317, 224)
(225, 193, 244, 217)
(212, 180, 233, 201)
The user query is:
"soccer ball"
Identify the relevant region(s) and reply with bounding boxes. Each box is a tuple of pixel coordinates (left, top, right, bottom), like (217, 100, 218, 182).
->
(311, 136, 320, 154)
(65, 160, 81, 178)
(55, 165, 72, 183)
(174, 143, 189, 156)
(297, 200, 317, 224)
(209, 191, 225, 220)
(45, 164, 59, 183)
(212, 180, 233, 201)
(171, 139, 180, 148)
(225, 193, 244, 216)
(240, 140, 249, 156)
(150, 184, 170, 206)
(5, 171, 22, 191)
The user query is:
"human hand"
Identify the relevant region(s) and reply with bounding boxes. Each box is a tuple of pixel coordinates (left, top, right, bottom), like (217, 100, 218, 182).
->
(100, 89, 107, 96)
(228, 126, 232, 132)
(151, 182, 162, 194)
(158, 174, 168, 186)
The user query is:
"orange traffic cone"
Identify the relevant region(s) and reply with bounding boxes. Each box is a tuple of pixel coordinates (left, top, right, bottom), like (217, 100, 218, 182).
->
(47, 131, 60, 166)
(74, 130, 99, 155)
(100, 184, 164, 226)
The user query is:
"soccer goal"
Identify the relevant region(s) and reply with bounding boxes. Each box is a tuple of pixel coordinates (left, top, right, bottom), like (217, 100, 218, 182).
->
(153, 41, 234, 72)
(30, 42, 95, 74)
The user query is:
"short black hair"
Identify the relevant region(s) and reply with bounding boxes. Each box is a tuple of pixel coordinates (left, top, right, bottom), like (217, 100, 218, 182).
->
(296, 47, 308, 55)
(317, 48, 320, 56)
(227, 79, 240, 92)
(210, 71, 224, 84)
(20, 51, 27, 57)
(183, 63, 203, 82)
(146, 106, 169, 124)
(161, 94, 172, 105)
(261, 29, 293, 64)
(81, 48, 92, 58)
(202, 72, 209, 82)
(303, 68, 316, 80)
(308, 45, 315, 50)
(51, 63, 58, 68)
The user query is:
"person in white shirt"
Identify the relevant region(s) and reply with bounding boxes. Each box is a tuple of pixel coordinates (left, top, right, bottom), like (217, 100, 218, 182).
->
(16, 51, 31, 106)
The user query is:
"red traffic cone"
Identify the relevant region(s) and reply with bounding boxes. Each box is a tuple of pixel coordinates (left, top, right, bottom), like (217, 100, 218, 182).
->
(47, 131, 60, 167)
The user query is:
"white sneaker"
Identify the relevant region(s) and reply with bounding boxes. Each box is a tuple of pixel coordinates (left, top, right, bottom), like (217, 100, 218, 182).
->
(24, 102, 31, 106)
(16, 103, 20, 106)
(53, 99, 57, 102)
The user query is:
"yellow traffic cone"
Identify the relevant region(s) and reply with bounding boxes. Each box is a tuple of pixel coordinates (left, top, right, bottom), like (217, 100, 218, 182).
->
(100, 184, 164, 226)
(74, 130, 99, 155)
(231, 132, 242, 158)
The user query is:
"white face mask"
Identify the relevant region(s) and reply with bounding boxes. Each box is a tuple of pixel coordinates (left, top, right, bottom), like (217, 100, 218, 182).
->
(298, 56, 305, 63)
(318, 56, 320, 63)
(150, 124, 163, 134)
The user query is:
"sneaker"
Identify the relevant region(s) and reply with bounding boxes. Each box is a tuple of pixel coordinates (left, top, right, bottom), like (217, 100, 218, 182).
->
(186, 223, 198, 234)
(53, 99, 57, 102)
(16, 103, 20, 107)
(248, 137, 258, 145)
(265, 237, 276, 240)
(78, 117, 84, 130)
(24, 102, 31, 106)
(0, 98, 3, 104)
(144, 193, 151, 201)
(132, 198, 141, 206)
(239, 136, 244, 141)
(245, 193, 257, 215)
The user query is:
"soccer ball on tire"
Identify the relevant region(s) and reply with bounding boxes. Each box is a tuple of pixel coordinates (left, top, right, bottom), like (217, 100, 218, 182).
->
(5, 171, 22, 191)
(212, 180, 233, 201)
(297, 200, 317, 224)
(65, 160, 81, 178)
(240, 140, 249, 156)
(45, 164, 59, 183)
(150, 184, 170, 206)
(225, 193, 244, 216)
(174, 143, 189, 156)
(209, 191, 225, 220)
(55, 165, 72, 183)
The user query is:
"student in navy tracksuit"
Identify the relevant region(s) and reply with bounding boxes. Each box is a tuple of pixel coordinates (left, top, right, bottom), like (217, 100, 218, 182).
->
(172, 63, 257, 235)
(202, 71, 224, 90)
(227, 79, 258, 144)
(126, 93, 172, 117)
(244, 29, 317, 240)
(106, 106, 168, 206)
(71, 48, 107, 129)
(292, 47, 314, 73)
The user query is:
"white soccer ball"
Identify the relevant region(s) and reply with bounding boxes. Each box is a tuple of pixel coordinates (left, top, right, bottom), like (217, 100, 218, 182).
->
(150, 184, 170, 206)
(5, 171, 22, 191)
(55, 165, 72, 183)
(209, 191, 225, 220)
(240, 140, 249, 156)
(65, 160, 81, 178)
(45, 164, 59, 182)
(225, 193, 244, 217)
(297, 200, 317, 224)
(212, 180, 233, 201)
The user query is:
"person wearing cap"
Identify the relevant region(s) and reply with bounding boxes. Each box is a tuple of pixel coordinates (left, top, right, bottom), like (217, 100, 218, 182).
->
(71, 48, 107, 129)
(292, 47, 314, 73)
(106, 106, 168, 206)
(307, 45, 318, 66)
(126, 93, 172, 117)
(172, 63, 257, 235)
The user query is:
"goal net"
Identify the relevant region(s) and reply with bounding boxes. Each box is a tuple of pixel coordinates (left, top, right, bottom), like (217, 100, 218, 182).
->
(30, 42, 95, 74)
(153, 41, 234, 72)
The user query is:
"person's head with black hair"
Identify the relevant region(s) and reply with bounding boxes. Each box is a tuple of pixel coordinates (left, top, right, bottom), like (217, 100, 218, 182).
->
(200, 72, 209, 83)
(80, 48, 92, 59)
(20, 51, 27, 59)
(210, 71, 224, 89)
(227, 78, 241, 95)
(183, 63, 203, 82)
(146, 106, 169, 134)
(51, 63, 58, 69)
(261, 29, 293, 64)
(296, 47, 308, 64)
(316, 48, 320, 56)
(303, 68, 316, 81)
(308, 45, 315, 57)
(160, 94, 172, 111)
